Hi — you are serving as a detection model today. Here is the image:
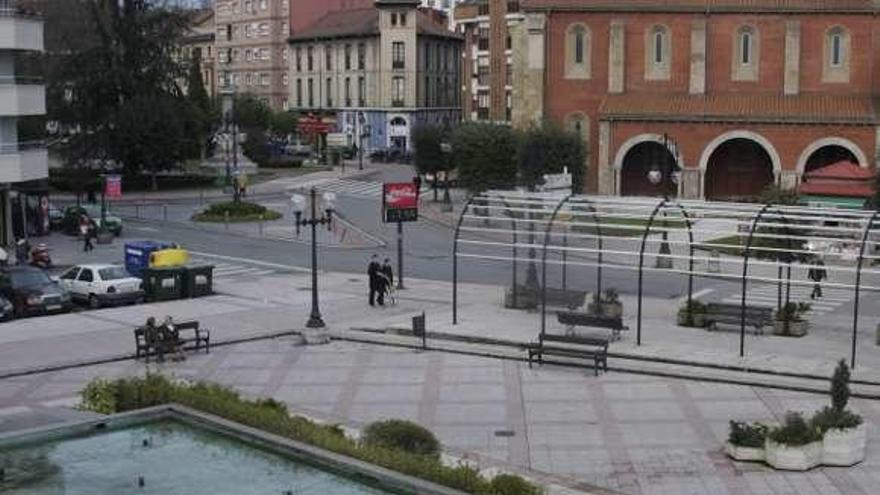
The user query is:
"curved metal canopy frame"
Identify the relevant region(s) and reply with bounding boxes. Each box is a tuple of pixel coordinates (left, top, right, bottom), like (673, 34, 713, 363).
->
(852, 210, 880, 368)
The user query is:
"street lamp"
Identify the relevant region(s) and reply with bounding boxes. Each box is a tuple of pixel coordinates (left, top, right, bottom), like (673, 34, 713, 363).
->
(291, 188, 335, 328)
(221, 87, 238, 198)
(440, 141, 453, 212)
(648, 133, 681, 269)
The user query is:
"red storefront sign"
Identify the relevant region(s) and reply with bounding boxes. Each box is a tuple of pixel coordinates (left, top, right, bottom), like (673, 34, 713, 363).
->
(382, 182, 419, 223)
(105, 175, 122, 199)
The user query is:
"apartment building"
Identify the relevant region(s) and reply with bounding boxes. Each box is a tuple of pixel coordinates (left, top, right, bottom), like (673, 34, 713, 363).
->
(455, 0, 523, 122)
(180, 8, 217, 98)
(0, 0, 48, 244)
(288, 0, 462, 152)
(215, 0, 290, 111)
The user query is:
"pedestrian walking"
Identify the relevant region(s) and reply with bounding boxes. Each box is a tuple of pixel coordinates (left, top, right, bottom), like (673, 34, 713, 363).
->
(380, 257, 395, 305)
(809, 259, 827, 299)
(367, 254, 381, 306)
(81, 215, 94, 252)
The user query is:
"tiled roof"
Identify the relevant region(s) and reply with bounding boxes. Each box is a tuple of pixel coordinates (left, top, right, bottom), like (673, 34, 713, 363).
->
(798, 182, 875, 197)
(805, 160, 875, 180)
(522, 0, 879, 13)
(290, 8, 461, 41)
(599, 94, 879, 125)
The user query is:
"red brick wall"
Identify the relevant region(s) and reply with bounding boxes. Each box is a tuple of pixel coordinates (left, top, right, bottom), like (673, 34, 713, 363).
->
(705, 15, 786, 93)
(291, 0, 373, 34)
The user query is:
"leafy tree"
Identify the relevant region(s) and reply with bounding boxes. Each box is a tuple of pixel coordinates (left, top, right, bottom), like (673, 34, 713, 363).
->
(412, 124, 446, 177)
(234, 94, 272, 131)
(270, 111, 299, 140)
(452, 123, 517, 193)
(185, 54, 215, 159)
(516, 124, 585, 192)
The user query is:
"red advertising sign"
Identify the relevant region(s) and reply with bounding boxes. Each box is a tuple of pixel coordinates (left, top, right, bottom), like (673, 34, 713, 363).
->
(105, 175, 122, 199)
(383, 182, 419, 223)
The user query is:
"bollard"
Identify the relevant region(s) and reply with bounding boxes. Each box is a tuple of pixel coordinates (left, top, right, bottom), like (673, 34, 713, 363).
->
(259, 214, 264, 236)
(163, 204, 168, 221)
(138, 476, 145, 487)
(224, 211, 229, 230)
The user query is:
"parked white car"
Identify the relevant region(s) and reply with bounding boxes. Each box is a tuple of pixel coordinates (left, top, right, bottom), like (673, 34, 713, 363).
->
(57, 264, 144, 308)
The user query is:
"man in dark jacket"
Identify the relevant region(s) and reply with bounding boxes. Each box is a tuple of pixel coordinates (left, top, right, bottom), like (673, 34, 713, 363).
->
(809, 259, 827, 299)
(367, 254, 381, 306)
(379, 258, 394, 305)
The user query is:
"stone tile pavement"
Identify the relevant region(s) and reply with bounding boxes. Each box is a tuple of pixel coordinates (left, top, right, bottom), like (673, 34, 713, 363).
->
(3, 339, 880, 495)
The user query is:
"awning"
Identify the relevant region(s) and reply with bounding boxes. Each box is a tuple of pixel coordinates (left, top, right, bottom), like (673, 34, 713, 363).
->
(801, 195, 869, 210)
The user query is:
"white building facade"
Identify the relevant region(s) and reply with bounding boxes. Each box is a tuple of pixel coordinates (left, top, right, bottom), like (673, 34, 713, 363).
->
(288, 0, 461, 152)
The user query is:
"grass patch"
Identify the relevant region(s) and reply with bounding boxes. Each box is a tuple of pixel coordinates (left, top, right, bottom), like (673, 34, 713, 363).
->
(696, 235, 743, 256)
(570, 216, 686, 237)
(192, 201, 282, 223)
(79, 375, 542, 495)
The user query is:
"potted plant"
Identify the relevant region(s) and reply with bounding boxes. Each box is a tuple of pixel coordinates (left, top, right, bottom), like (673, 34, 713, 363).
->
(589, 289, 622, 318)
(773, 302, 811, 337)
(724, 421, 767, 461)
(677, 300, 706, 328)
(765, 412, 823, 470)
(813, 360, 866, 466)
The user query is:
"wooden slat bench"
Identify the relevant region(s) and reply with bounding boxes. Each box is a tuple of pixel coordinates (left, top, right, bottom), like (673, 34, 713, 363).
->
(704, 303, 774, 335)
(134, 320, 210, 361)
(527, 334, 609, 376)
(556, 311, 629, 341)
(505, 285, 587, 311)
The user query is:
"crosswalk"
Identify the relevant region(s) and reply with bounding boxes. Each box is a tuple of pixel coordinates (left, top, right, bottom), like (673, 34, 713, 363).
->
(719, 284, 852, 317)
(290, 178, 431, 199)
(189, 256, 282, 281)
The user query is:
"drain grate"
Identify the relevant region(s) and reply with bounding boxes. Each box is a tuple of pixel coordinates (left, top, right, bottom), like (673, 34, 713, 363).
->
(493, 430, 515, 437)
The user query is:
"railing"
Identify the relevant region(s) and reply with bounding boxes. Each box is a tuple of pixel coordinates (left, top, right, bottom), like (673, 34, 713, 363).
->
(0, 140, 46, 154)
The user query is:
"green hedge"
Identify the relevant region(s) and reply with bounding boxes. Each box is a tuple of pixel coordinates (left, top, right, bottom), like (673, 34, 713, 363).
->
(49, 169, 218, 193)
(191, 201, 282, 223)
(79, 375, 542, 495)
(362, 419, 441, 458)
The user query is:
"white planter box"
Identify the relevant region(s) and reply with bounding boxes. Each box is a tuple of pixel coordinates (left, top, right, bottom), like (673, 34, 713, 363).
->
(765, 439, 822, 471)
(724, 442, 764, 462)
(822, 423, 867, 466)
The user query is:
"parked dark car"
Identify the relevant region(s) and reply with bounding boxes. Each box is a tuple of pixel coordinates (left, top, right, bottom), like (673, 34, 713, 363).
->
(48, 203, 64, 231)
(0, 266, 73, 317)
(0, 295, 13, 321)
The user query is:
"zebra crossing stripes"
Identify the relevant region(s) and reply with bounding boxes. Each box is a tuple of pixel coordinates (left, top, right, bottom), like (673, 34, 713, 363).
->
(189, 257, 279, 281)
(292, 178, 431, 199)
(720, 285, 852, 317)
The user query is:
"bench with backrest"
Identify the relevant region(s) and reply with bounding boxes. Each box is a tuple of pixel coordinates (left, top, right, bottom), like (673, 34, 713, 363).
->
(704, 303, 774, 335)
(134, 320, 210, 361)
(527, 334, 609, 376)
(556, 311, 629, 341)
(506, 285, 587, 310)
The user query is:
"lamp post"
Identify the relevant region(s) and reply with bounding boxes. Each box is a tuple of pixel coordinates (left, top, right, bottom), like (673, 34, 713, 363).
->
(648, 133, 681, 269)
(291, 188, 335, 328)
(440, 141, 453, 212)
(221, 87, 238, 199)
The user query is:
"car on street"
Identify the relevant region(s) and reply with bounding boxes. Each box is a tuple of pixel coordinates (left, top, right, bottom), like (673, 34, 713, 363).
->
(58, 264, 144, 308)
(48, 203, 64, 230)
(0, 266, 72, 317)
(62, 205, 123, 236)
(0, 295, 13, 321)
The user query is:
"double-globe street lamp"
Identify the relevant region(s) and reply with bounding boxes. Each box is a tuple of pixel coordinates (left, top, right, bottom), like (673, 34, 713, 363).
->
(647, 133, 681, 269)
(291, 188, 336, 328)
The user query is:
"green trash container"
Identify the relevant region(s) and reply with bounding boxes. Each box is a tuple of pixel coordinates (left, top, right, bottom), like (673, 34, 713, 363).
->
(182, 264, 214, 298)
(142, 267, 185, 302)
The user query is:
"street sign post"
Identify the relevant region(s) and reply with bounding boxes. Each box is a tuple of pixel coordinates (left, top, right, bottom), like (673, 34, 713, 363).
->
(383, 181, 421, 290)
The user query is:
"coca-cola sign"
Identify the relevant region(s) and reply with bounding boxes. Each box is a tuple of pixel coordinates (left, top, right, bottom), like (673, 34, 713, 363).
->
(383, 181, 420, 223)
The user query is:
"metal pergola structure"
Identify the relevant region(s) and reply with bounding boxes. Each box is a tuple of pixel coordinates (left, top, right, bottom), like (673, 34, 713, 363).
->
(453, 192, 880, 368)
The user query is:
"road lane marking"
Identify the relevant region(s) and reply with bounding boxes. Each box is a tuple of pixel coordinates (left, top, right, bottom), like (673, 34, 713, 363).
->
(187, 251, 309, 272)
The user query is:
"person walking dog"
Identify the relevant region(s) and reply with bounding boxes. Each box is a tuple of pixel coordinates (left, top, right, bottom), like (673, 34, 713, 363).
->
(809, 259, 827, 300)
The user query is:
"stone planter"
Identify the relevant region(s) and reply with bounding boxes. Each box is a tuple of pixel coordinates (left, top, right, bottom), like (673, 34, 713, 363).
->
(677, 311, 705, 328)
(765, 439, 822, 471)
(724, 442, 764, 462)
(822, 423, 867, 467)
(773, 320, 809, 337)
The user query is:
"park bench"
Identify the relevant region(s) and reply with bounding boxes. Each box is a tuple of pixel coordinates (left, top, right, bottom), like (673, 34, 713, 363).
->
(556, 311, 629, 341)
(527, 334, 609, 376)
(134, 320, 211, 362)
(505, 285, 587, 310)
(704, 303, 774, 335)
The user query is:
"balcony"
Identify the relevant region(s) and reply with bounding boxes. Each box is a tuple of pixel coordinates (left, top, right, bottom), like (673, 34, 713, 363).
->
(0, 141, 48, 183)
(0, 5, 43, 52)
(0, 77, 45, 116)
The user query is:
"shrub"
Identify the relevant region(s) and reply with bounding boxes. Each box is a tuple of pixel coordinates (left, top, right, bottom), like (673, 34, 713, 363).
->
(78, 375, 542, 495)
(727, 421, 767, 448)
(775, 302, 811, 322)
(679, 299, 706, 315)
(768, 412, 822, 446)
(490, 473, 543, 495)
(811, 406, 863, 433)
(831, 359, 851, 413)
(362, 419, 441, 458)
(192, 201, 282, 222)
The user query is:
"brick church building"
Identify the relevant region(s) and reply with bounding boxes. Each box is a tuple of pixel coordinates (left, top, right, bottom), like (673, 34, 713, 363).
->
(514, 0, 880, 200)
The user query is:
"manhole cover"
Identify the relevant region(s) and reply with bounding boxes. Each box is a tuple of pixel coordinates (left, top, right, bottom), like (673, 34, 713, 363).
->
(493, 430, 515, 437)
(348, 278, 360, 283)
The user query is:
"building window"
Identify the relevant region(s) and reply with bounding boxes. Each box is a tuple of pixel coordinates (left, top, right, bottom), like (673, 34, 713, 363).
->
(307, 46, 314, 71)
(295, 47, 302, 72)
(226, 24, 232, 41)
(732, 25, 759, 82)
(345, 77, 351, 106)
(476, 90, 489, 120)
(824, 26, 850, 83)
(282, 97, 289, 111)
(307, 79, 314, 107)
(260, 73, 269, 86)
(392, 76, 405, 106)
(478, 3, 489, 16)
(392, 42, 405, 69)
(391, 13, 397, 26)
(296, 79, 302, 106)
(565, 24, 590, 79)
(345, 44, 352, 70)
(325, 45, 332, 70)
(358, 76, 366, 106)
(357, 43, 366, 70)
(400, 13, 407, 26)
(282, 22, 288, 36)
(646, 25, 671, 80)
(326, 78, 333, 107)
(477, 65, 489, 85)
(478, 28, 489, 51)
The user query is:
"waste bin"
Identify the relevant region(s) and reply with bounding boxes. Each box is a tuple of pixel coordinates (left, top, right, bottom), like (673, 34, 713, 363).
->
(142, 266, 185, 302)
(182, 264, 214, 298)
(125, 241, 177, 277)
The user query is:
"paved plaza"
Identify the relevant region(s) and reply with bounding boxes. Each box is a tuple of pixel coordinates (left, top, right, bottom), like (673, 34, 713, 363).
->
(2, 338, 880, 495)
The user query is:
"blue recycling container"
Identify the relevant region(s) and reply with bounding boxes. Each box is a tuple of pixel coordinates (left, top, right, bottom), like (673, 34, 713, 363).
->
(124, 240, 177, 278)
